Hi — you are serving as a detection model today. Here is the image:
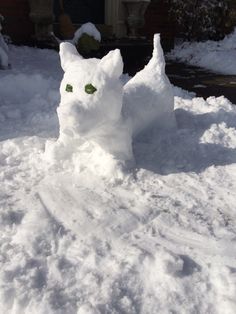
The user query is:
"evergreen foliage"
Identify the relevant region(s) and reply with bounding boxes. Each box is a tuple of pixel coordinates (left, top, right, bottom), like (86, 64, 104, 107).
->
(167, 0, 229, 40)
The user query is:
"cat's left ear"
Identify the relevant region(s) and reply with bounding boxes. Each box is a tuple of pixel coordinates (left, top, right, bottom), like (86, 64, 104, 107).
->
(59, 42, 82, 72)
(99, 49, 123, 78)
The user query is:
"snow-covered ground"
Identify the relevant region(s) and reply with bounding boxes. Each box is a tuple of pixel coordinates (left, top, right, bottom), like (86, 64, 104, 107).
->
(168, 28, 236, 75)
(1, 45, 236, 314)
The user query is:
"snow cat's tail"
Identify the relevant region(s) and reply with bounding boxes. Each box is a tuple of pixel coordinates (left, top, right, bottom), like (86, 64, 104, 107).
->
(122, 34, 176, 137)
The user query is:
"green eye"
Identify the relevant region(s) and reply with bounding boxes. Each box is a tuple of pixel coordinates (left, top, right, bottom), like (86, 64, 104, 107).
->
(85, 84, 97, 94)
(66, 84, 73, 92)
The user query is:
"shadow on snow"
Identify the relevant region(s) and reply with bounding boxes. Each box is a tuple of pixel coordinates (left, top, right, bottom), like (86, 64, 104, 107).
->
(133, 107, 236, 175)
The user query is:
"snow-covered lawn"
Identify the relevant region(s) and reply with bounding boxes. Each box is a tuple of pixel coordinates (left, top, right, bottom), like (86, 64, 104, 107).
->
(0, 45, 236, 314)
(168, 28, 236, 75)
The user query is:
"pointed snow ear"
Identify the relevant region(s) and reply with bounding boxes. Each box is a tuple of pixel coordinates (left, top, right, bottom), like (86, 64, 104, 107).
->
(99, 49, 123, 78)
(59, 42, 82, 72)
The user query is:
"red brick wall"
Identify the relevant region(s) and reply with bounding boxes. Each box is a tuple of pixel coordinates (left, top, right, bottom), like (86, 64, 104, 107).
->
(0, 0, 34, 43)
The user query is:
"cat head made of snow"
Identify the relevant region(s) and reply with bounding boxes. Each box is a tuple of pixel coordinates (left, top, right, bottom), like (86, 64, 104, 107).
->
(58, 42, 124, 136)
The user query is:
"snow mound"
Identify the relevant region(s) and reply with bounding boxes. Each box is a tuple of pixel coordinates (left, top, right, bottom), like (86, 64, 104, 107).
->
(168, 28, 236, 75)
(45, 35, 176, 178)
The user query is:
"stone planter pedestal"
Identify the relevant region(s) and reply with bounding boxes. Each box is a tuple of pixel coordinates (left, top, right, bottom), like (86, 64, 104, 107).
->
(28, 0, 54, 41)
(122, 0, 150, 38)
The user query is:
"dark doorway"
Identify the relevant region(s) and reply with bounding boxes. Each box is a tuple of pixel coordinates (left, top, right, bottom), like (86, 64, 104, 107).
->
(54, 0, 105, 24)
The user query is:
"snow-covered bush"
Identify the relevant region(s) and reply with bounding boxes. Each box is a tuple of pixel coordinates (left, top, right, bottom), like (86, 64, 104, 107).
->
(0, 14, 9, 69)
(45, 34, 176, 177)
(73, 22, 101, 56)
(168, 0, 229, 40)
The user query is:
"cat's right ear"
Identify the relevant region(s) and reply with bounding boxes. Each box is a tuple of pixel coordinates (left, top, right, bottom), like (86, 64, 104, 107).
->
(59, 42, 82, 72)
(99, 49, 123, 79)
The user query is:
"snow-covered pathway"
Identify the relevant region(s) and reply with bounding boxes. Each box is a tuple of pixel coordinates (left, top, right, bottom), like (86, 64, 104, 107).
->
(0, 45, 236, 314)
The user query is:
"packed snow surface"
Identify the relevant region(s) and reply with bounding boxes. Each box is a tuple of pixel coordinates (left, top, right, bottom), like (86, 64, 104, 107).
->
(0, 43, 236, 314)
(168, 28, 236, 75)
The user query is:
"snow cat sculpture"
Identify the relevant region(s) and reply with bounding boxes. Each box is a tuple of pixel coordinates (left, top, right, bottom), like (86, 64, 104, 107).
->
(45, 34, 176, 177)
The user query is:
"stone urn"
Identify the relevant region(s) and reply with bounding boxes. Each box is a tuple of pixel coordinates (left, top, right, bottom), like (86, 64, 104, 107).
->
(28, 0, 54, 42)
(122, 0, 151, 38)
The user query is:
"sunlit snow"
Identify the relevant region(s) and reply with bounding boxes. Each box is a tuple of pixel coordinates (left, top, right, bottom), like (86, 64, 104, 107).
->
(168, 28, 236, 75)
(0, 36, 236, 314)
